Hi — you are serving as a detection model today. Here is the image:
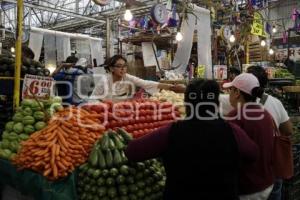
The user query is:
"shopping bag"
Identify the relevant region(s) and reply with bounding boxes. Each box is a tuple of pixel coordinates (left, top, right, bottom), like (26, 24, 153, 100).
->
(272, 120, 294, 179)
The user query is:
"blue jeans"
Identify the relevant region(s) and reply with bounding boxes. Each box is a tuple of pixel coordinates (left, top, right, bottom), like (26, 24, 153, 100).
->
(268, 179, 283, 200)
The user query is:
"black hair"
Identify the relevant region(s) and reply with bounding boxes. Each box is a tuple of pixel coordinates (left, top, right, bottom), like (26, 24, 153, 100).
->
(22, 46, 35, 59)
(246, 66, 268, 88)
(105, 55, 127, 72)
(239, 87, 264, 102)
(228, 67, 241, 76)
(66, 55, 79, 64)
(184, 79, 220, 118)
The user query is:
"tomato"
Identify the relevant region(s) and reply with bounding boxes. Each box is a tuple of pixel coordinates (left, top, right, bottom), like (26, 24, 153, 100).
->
(138, 109, 147, 116)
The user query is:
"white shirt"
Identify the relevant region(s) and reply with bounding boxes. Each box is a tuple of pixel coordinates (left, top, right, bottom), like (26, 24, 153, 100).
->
(219, 93, 289, 127)
(91, 73, 159, 101)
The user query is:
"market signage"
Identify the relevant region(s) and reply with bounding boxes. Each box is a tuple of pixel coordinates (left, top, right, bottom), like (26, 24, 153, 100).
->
(251, 12, 267, 37)
(22, 74, 54, 100)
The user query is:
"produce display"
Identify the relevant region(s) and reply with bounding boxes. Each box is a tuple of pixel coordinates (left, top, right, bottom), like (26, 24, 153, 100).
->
(0, 53, 50, 77)
(274, 68, 294, 79)
(0, 98, 63, 160)
(83, 99, 180, 138)
(77, 128, 166, 200)
(150, 90, 185, 116)
(12, 107, 105, 180)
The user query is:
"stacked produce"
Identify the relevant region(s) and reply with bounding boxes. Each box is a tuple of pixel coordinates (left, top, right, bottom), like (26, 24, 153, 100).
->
(0, 98, 63, 160)
(274, 68, 294, 79)
(83, 99, 180, 138)
(12, 107, 105, 180)
(0, 54, 50, 77)
(150, 90, 185, 116)
(77, 128, 166, 200)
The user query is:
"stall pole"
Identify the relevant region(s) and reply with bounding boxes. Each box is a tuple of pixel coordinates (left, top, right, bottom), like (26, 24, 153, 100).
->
(13, 0, 23, 109)
(245, 41, 249, 64)
(106, 18, 111, 59)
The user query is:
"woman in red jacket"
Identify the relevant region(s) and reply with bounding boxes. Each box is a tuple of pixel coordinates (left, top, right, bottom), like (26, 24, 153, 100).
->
(223, 73, 275, 200)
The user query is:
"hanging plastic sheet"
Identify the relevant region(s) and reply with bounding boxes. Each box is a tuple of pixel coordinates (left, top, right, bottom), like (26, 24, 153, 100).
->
(44, 33, 57, 68)
(172, 13, 196, 74)
(56, 34, 71, 63)
(195, 5, 212, 78)
(90, 39, 104, 67)
(172, 5, 211, 78)
(75, 39, 91, 65)
(29, 31, 43, 61)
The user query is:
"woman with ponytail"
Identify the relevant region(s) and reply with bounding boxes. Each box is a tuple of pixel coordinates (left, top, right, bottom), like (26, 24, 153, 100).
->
(223, 73, 275, 200)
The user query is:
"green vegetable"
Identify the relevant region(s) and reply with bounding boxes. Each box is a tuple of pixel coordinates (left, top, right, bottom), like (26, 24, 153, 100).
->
(19, 134, 29, 141)
(1, 140, 9, 149)
(22, 107, 33, 116)
(107, 187, 117, 198)
(98, 149, 106, 169)
(22, 116, 35, 125)
(105, 149, 113, 168)
(97, 177, 106, 186)
(101, 169, 109, 177)
(101, 133, 110, 151)
(13, 113, 24, 122)
(98, 187, 107, 197)
(118, 185, 128, 196)
(120, 151, 128, 163)
(111, 133, 125, 150)
(89, 147, 98, 167)
(137, 190, 145, 198)
(21, 99, 34, 107)
(128, 184, 138, 193)
(109, 168, 119, 177)
(5, 121, 14, 131)
(128, 194, 138, 200)
(51, 102, 63, 111)
(87, 168, 95, 177)
(109, 139, 116, 149)
(33, 111, 45, 121)
(120, 165, 129, 175)
(113, 149, 122, 166)
(24, 125, 35, 134)
(13, 122, 24, 134)
(137, 181, 146, 188)
(34, 121, 47, 131)
(79, 163, 89, 172)
(116, 175, 126, 184)
(117, 128, 133, 143)
(92, 169, 101, 179)
(136, 172, 144, 180)
(106, 177, 115, 186)
(2, 131, 10, 140)
(126, 176, 135, 184)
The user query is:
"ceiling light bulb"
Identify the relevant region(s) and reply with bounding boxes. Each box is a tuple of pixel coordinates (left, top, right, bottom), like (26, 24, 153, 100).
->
(260, 40, 266, 47)
(124, 9, 133, 21)
(272, 27, 277, 33)
(269, 48, 274, 55)
(11, 47, 15, 53)
(229, 35, 236, 43)
(176, 32, 183, 41)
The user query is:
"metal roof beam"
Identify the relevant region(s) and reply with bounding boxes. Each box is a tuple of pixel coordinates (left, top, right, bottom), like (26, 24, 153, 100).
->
(3, 0, 106, 23)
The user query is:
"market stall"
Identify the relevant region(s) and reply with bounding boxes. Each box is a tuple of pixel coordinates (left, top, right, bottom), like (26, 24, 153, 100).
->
(1, 0, 300, 199)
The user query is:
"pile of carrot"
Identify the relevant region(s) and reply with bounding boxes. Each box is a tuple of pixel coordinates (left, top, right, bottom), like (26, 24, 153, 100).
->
(12, 107, 105, 180)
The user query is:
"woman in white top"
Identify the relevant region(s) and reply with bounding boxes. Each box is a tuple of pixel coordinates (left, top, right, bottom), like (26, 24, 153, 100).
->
(91, 55, 175, 101)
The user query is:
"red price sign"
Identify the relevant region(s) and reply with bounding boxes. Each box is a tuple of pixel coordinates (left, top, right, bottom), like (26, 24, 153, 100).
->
(22, 75, 54, 100)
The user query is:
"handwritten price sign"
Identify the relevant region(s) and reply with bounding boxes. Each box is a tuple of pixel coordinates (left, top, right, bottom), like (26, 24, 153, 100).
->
(22, 74, 54, 100)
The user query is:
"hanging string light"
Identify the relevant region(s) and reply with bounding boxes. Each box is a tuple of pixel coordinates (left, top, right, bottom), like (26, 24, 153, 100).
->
(229, 34, 236, 43)
(260, 40, 266, 47)
(176, 32, 183, 41)
(269, 48, 274, 55)
(124, 9, 133, 21)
